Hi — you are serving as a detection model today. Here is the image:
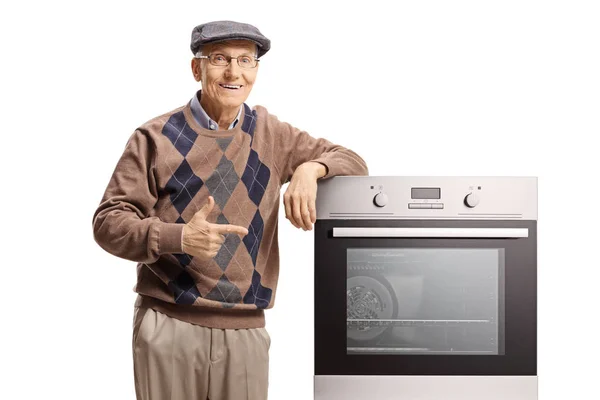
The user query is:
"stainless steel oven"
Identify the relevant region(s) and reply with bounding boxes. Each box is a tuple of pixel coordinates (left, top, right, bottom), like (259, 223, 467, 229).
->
(314, 177, 537, 400)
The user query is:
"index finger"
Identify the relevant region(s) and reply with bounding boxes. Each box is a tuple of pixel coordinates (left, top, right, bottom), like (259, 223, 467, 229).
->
(309, 197, 317, 224)
(211, 223, 249, 236)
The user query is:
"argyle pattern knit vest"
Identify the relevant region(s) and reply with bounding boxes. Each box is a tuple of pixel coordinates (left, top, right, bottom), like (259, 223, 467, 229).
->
(155, 103, 273, 309)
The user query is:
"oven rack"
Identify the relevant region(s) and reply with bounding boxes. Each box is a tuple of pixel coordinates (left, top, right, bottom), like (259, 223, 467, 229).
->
(347, 318, 492, 328)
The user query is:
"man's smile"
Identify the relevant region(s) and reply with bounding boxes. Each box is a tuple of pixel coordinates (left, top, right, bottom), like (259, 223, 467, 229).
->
(219, 84, 243, 90)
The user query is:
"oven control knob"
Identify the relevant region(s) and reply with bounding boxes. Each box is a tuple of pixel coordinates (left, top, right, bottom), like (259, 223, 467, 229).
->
(464, 192, 480, 208)
(373, 192, 388, 207)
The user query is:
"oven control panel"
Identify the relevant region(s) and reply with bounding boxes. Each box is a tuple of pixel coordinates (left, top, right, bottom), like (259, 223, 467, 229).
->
(317, 176, 537, 220)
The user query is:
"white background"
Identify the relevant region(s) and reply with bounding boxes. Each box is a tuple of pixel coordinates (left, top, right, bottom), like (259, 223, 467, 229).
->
(1, 0, 599, 399)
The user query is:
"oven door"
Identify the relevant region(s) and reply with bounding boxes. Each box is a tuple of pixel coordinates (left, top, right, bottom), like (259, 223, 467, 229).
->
(314, 219, 536, 376)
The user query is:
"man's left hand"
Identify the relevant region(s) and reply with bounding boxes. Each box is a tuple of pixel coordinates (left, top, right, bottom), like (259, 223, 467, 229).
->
(283, 162, 327, 231)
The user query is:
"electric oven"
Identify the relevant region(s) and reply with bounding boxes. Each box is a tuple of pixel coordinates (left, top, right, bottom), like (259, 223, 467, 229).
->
(314, 176, 537, 400)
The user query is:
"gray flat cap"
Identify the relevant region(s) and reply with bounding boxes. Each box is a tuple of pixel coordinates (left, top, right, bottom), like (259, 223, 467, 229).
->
(191, 20, 271, 58)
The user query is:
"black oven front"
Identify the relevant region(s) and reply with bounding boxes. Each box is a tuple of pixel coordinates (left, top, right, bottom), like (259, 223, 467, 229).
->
(314, 219, 536, 376)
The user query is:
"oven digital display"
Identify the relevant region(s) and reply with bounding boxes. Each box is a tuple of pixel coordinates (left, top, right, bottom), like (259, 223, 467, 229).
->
(411, 187, 441, 199)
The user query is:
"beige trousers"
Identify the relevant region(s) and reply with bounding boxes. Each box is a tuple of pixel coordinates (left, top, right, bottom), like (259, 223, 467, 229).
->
(132, 304, 270, 400)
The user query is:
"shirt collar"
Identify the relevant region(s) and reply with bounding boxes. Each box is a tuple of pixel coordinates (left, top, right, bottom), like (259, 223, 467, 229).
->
(190, 91, 242, 131)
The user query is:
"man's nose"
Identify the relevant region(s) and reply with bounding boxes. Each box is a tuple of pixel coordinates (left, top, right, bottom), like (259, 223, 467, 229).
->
(224, 59, 241, 76)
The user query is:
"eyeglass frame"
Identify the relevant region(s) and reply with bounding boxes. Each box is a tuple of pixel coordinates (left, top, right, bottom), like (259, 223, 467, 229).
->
(195, 53, 260, 69)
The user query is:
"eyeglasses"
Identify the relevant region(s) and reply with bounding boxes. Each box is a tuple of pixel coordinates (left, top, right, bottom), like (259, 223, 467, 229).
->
(196, 53, 260, 69)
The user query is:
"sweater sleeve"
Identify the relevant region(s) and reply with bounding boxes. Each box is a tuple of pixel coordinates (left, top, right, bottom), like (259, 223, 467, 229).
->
(92, 129, 184, 264)
(266, 112, 369, 185)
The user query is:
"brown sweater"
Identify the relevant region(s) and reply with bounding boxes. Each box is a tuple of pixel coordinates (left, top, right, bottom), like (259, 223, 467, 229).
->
(92, 101, 368, 328)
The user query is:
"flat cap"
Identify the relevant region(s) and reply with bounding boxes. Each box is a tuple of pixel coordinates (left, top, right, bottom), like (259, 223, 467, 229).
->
(190, 20, 271, 58)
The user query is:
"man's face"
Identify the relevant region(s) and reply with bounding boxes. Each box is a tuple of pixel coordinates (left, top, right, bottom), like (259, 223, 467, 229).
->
(192, 40, 259, 111)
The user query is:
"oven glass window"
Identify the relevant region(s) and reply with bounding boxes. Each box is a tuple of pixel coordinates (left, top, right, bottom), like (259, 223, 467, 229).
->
(347, 248, 504, 355)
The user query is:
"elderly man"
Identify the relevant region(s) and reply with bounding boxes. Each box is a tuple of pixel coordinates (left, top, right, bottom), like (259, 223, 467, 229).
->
(93, 20, 368, 400)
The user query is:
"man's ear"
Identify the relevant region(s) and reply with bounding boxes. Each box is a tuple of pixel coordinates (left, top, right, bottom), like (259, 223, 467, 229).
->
(191, 58, 202, 82)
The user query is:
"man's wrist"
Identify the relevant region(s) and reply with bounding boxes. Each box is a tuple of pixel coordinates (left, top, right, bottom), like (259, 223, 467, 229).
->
(298, 161, 327, 179)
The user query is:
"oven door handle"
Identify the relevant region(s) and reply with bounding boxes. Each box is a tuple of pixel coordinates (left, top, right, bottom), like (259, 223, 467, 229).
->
(332, 227, 529, 238)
